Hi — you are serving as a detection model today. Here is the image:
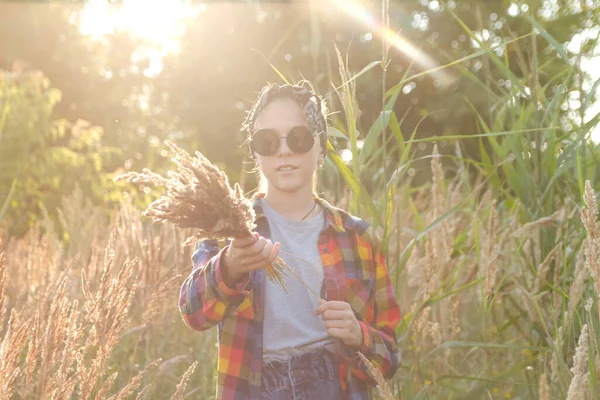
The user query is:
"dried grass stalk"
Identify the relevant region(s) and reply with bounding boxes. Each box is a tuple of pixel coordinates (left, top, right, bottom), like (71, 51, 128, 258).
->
(357, 352, 393, 400)
(171, 361, 198, 400)
(0, 252, 6, 331)
(485, 200, 498, 299)
(566, 324, 589, 400)
(539, 373, 549, 400)
(568, 250, 587, 316)
(78, 245, 138, 399)
(142, 275, 182, 326)
(513, 210, 562, 237)
(0, 309, 31, 400)
(533, 243, 560, 293)
(550, 326, 563, 385)
(115, 141, 302, 293)
(115, 141, 255, 241)
(135, 384, 153, 400)
(582, 181, 600, 293)
(25, 315, 39, 385)
(97, 371, 119, 400)
(110, 358, 161, 400)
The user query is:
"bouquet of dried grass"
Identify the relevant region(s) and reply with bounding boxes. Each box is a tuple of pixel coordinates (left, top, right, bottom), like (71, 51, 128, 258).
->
(115, 141, 291, 289)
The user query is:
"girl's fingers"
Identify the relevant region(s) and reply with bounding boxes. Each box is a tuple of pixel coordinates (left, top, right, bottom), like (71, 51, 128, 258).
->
(267, 242, 280, 263)
(326, 327, 349, 340)
(261, 240, 273, 258)
(231, 236, 282, 273)
(231, 234, 257, 248)
(241, 240, 273, 264)
(251, 237, 267, 253)
(245, 243, 281, 272)
(324, 319, 350, 329)
(321, 309, 348, 321)
(320, 301, 349, 310)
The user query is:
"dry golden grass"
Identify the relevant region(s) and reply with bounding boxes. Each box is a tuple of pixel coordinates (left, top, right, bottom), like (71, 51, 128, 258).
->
(0, 194, 201, 399)
(1, 146, 599, 399)
(357, 352, 394, 400)
(116, 140, 294, 291)
(380, 148, 599, 397)
(539, 373, 549, 400)
(170, 361, 197, 400)
(566, 324, 589, 400)
(115, 140, 256, 242)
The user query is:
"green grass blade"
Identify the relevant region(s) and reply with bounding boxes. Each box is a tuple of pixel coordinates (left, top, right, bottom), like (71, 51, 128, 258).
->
(359, 110, 392, 165)
(385, 33, 533, 98)
(440, 0, 527, 94)
(525, 16, 571, 65)
(333, 60, 383, 91)
(251, 48, 290, 84)
(0, 179, 17, 224)
(326, 141, 382, 227)
(403, 127, 556, 144)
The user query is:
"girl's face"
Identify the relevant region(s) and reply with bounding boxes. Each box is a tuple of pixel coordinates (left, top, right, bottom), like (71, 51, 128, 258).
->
(252, 97, 323, 196)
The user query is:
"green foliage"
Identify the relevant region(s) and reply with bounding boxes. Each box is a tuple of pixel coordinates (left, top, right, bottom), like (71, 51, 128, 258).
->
(0, 67, 122, 236)
(311, 2, 600, 398)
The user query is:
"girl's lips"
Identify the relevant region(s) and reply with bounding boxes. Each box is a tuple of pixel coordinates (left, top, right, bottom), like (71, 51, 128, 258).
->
(277, 164, 298, 171)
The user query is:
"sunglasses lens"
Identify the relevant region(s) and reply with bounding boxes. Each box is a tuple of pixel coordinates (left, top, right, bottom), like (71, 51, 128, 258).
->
(288, 127, 314, 154)
(251, 129, 280, 156)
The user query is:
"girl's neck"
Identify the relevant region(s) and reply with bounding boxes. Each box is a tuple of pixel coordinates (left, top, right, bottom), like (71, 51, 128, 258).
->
(263, 189, 316, 220)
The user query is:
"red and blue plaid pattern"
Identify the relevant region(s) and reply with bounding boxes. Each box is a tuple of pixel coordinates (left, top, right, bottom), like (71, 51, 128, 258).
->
(179, 195, 401, 400)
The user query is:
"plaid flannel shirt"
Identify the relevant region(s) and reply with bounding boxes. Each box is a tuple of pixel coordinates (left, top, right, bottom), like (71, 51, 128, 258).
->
(179, 195, 401, 400)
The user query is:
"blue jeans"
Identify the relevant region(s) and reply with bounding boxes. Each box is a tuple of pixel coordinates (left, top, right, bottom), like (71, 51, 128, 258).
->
(261, 349, 343, 400)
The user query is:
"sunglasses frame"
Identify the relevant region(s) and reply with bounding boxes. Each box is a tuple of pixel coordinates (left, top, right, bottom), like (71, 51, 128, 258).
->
(249, 126, 323, 157)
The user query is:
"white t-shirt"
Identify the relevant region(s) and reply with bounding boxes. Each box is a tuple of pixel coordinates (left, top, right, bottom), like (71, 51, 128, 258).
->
(259, 198, 334, 361)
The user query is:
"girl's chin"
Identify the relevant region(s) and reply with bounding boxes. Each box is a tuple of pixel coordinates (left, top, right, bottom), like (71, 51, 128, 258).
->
(268, 181, 311, 194)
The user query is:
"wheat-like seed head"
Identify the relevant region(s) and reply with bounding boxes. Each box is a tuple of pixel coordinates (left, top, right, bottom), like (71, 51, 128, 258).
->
(568, 250, 587, 316)
(582, 181, 600, 294)
(142, 275, 182, 327)
(112, 359, 162, 400)
(357, 352, 394, 400)
(96, 371, 119, 400)
(135, 384, 153, 400)
(170, 361, 198, 400)
(533, 243, 560, 293)
(115, 141, 256, 241)
(115, 140, 294, 288)
(566, 324, 589, 400)
(0, 309, 31, 400)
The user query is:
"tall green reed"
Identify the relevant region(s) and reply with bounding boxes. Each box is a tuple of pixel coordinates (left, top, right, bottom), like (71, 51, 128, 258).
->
(321, 2, 600, 398)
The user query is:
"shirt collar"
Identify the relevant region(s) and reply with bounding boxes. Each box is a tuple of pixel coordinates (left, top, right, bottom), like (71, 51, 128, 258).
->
(251, 193, 346, 233)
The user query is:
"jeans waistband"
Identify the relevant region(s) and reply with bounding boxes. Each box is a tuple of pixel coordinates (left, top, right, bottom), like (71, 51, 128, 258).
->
(262, 348, 338, 391)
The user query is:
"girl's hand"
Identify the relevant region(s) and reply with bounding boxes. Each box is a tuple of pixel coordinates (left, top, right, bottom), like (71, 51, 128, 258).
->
(315, 300, 363, 349)
(221, 233, 280, 286)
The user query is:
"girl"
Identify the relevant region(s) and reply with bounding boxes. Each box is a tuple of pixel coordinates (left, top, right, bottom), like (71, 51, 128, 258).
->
(179, 82, 401, 400)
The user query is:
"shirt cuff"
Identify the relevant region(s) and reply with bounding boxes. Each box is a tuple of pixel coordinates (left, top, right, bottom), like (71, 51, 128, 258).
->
(336, 321, 372, 360)
(214, 247, 250, 298)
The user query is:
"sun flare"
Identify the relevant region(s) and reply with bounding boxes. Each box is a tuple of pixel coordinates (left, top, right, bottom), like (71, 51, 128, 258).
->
(329, 0, 454, 87)
(78, 0, 198, 55)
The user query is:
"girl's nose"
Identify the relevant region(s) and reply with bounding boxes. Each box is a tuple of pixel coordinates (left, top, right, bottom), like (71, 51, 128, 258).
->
(276, 136, 292, 156)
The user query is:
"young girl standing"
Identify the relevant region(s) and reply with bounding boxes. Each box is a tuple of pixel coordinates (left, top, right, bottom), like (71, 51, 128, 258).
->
(179, 82, 401, 400)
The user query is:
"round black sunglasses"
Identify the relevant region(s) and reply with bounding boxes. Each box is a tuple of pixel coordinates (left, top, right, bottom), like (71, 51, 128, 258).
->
(250, 126, 322, 156)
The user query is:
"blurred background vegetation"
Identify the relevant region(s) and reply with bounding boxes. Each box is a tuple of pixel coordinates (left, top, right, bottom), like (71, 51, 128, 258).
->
(2, 1, 600, 398)
(2, 0, 598, 237)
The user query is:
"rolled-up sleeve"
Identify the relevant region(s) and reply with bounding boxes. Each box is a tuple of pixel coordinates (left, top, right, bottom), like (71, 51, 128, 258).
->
(179, 240, 254, 331)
